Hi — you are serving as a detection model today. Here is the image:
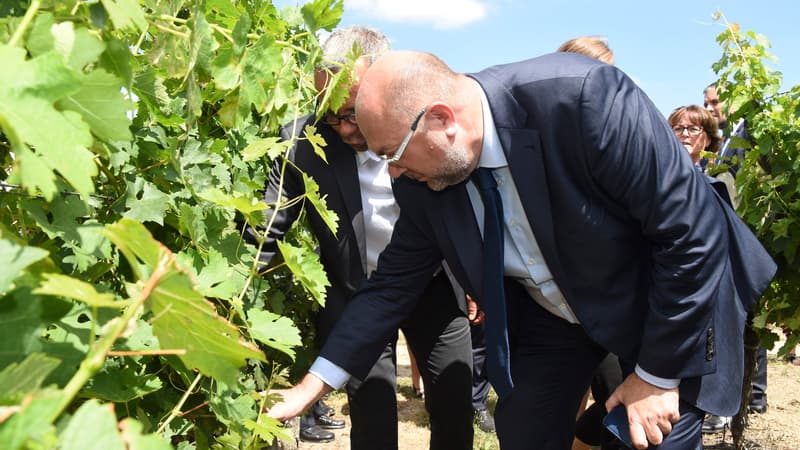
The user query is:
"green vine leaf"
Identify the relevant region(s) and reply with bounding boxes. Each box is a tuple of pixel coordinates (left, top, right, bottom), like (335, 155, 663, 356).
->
(302, 172, 338, 236)
(0, 353, 61, 402)
(276, 240, 329, 306)
(34, 274, 123, 308)
(99, 0, 147, 32)
(104, 219, 266, 386)
(0, 45, 96, 200)
(59, 399, 126, 450)
(0, 238, 49, 295)
(303, 124, 328, 163)
(57, 69, 133, 143)
(247, 309, 302, 359)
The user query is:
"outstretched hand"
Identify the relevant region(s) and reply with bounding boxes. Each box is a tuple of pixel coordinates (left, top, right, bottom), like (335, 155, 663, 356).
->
(265, 373, 333, 422)
(605, 372, 680, 450)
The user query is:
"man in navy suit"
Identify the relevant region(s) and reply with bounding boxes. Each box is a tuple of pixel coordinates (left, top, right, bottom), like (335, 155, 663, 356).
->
(268, 51, 775, 450)
(255, 34, 473, 449)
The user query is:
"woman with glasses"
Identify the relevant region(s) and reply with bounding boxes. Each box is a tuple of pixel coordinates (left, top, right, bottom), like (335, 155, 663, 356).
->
(668, 105, 722, 166)
(668, 105, 737, 207)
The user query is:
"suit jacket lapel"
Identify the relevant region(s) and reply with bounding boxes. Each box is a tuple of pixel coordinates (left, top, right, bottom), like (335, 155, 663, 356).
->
(439, 183, 484, 299)
(328, 144, 368, 274)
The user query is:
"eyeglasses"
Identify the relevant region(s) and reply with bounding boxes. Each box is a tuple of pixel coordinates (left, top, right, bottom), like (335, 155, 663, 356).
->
(321, 111, 358, 126)
(671, 125, 704, 136)
(380, 108, 426, 164)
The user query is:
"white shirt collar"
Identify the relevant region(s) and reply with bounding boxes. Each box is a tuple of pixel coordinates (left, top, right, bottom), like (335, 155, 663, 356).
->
(358, 149, 382, 165)
(476, 89, 508, 170)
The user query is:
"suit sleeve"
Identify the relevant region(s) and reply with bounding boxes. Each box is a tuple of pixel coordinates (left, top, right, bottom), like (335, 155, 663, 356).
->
(317, 183, 443, 379)
(579, 64, 728, 379)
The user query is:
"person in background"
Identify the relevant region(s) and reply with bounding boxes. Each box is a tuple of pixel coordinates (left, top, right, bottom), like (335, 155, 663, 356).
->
(267, 49, 776, 450)
(251, 27, 473, 449)
(407, 335, 424, 398)
(466, 294, 495, 433)
(703, 83, 751, 176)
(556, 36, 614, 64)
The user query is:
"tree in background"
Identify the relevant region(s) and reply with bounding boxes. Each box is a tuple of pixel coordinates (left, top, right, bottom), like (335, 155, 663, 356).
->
(708, 12, 800, 450)
(0, 0, 349, 448)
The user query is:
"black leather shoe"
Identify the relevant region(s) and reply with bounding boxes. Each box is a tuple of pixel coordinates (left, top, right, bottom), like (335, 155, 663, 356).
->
(315, 414, 346, 429)
(474, 408, 496, 433)
(300, 425, 334, 443)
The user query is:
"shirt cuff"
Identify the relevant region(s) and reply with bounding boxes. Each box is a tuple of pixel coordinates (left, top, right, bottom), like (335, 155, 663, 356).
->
(635, 364, 681, 390)
(309, 357, 351, 390)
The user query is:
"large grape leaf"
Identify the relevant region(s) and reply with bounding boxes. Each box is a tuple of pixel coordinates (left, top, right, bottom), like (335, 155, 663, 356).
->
(58, 69, 133, 142)
(193, 247, 246, 300)
(34, 273, 122, 308)
(0, 388, 63, 450)
(276, 240, 329, 306)
(103, 219, 266, 386)
(59, 399, 125, 450)
(0, 289, 72, 371)
(0, 353, 61, 403)
(0, 238, 49, 295)
(123, 178, 172, 226)
(247, 309, 301, 359)
(99, 0, 147, 32)
(118, 418, 173, 450)
(82, 358, 163, 403)
(300, 0, 343, 32)
(302, 172, 338, 236)
(0, 45, 96, 200)
(239, 35, 283, 117)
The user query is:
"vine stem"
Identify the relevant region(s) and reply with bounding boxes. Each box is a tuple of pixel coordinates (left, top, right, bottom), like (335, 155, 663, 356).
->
(9, 0, 40, 47)
(52, 254, 172, 420)
(157, 372, 203, 434)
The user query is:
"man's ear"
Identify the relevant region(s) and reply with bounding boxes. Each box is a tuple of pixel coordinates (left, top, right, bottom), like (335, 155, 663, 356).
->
(427, 102, 458, 137)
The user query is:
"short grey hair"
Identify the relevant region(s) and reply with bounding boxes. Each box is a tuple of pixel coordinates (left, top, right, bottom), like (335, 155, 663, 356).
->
(317, 26, 390, 71)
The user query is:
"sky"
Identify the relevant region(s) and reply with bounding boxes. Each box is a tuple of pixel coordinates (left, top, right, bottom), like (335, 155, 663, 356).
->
(279, 0, 799, 117)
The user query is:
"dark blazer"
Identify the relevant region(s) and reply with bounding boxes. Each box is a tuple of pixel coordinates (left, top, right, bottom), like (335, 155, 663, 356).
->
(319, 53, 775, 416)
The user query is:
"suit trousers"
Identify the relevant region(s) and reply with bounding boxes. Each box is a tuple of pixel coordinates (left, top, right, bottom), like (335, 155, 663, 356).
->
(495, 280, 705, 450)
(345, 272, 473, 450)
(470, 322, 491, 411)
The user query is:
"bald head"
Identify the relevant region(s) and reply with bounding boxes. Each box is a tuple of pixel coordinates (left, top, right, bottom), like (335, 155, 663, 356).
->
(356, 51, 459, 125)
(354, 51, 485, 190)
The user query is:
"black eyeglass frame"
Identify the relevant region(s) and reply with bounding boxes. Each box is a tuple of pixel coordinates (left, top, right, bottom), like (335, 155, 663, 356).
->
(320, 111, 358, 126)
(380, 108, 426, 164)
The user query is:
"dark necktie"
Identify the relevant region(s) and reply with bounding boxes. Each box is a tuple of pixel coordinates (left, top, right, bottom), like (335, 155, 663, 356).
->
(471, 168, 514, 399)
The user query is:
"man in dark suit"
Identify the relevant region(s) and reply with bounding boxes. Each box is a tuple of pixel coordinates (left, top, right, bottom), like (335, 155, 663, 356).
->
(268, 51, 775, 450)
(256, 31, 472, 449)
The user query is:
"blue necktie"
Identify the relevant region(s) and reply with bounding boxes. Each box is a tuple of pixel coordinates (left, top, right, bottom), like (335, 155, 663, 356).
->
(471, 168, 514, 399)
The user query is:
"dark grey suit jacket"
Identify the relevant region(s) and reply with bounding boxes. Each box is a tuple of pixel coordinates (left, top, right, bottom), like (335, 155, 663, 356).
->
(319, 53, 775, 415)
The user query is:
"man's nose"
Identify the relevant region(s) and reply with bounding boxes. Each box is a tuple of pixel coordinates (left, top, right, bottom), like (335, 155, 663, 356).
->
(388, 165, 406, 178)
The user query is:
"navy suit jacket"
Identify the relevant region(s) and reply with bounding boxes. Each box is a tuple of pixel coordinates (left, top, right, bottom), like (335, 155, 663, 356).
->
(319, 53, 775, 415)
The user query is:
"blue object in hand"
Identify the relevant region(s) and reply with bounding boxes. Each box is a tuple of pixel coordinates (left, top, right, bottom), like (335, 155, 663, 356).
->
(602, 405, 634, 449)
